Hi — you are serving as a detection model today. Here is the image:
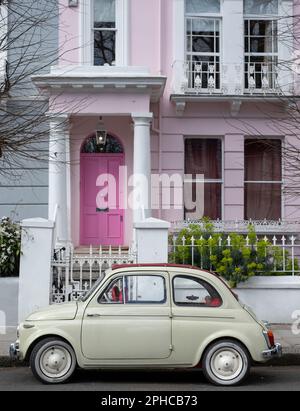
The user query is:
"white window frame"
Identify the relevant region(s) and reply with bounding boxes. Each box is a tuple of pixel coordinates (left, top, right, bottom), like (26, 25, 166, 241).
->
(244, 1, 279, 92)
(173, 0, 293, 96)
(183, 136, 224, 221)
(244, 137, 284, 220)
(80, 0, 129, 67)
(185, 13, 222, 92)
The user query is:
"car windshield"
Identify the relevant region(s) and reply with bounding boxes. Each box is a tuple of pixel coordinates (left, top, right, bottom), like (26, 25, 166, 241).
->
(79, 273, 106, 302)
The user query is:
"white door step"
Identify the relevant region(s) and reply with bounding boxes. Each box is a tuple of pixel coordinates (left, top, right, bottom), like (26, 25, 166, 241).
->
(74, 246, 130, 256)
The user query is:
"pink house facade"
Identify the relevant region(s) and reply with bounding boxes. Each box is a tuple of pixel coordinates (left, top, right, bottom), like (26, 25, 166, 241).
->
(32, 0, 300, 248)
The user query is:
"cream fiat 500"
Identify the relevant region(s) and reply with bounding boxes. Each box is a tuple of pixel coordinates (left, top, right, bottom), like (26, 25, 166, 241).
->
(10, 264, 281, 386)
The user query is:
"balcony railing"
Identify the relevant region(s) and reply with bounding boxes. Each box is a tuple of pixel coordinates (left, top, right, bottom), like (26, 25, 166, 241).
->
(172, 61, 286, 96)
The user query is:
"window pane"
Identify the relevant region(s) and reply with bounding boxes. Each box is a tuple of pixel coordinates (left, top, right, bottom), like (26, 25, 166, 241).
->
(94, 0, 116, 28)
(173, 276, 222, 307)
(250, 37, 274, 53)
(185, 139, 222, 179)
(249, 20, 275, 36)
(245, 56, 278, 89)
(94, 30, 116, 66)
(99, 278, 124, 304)
(245, 139, 282, 181)
(184, 182, 222, 220)
(186, 0, 220, 14)
(245, 183, 281, 219)
(192, 18, 217, 35)
(244, 0, 278, 15)
(125, 276, 166, 304)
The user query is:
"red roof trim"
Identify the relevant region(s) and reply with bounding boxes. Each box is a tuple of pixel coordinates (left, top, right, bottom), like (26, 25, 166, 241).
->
(111, 263, 219, 277)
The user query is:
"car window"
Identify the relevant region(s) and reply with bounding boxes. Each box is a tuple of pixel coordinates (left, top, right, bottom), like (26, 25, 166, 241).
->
(99, 277, 124, 304)
(99, 275, 167, 305)
(173, 276, 222, 307)
(124, 275, 166, 304)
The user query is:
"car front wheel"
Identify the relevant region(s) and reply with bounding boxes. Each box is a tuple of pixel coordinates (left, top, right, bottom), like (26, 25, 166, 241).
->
(202, 340, 251, 386)
(30, 337, 77, 384)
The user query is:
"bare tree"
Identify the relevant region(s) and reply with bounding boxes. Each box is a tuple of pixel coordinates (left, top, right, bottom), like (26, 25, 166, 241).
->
(0, 0, 68, 175)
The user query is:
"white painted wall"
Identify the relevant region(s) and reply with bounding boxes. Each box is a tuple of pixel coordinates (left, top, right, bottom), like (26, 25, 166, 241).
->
(135, 218, 170, 263)
(18, 218, 54, 322)
(235, 276, 300, 324)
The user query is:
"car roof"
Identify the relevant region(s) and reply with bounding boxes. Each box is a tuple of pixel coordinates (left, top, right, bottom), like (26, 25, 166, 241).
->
(111, 263, 218, 277)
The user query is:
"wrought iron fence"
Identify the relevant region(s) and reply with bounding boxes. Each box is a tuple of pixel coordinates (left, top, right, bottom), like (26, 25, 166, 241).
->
(169, 233, 300, 276)
(51, 245, 137, 304)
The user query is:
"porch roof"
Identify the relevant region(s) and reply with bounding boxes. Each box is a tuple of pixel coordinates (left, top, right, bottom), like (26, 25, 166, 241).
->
(32, 65, 167, 103)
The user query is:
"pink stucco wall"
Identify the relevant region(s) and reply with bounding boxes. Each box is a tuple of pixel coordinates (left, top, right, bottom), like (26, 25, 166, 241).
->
(58, 0, 80, 65)
(54, 1, 300, 245)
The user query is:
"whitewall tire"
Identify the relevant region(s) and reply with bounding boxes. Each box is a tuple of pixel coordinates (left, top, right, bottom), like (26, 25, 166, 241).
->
(202, 340, 251, 386)
(30, 337, 77, 384)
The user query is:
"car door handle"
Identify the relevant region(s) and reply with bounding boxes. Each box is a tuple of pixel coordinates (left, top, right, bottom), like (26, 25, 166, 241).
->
(86, 313, 101, 318)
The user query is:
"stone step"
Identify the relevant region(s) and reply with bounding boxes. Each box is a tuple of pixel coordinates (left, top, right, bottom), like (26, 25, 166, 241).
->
(74, 246, 130, 256)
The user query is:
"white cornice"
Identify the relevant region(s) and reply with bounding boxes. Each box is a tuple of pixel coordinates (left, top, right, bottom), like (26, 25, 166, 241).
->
(32, 66, 167, 103)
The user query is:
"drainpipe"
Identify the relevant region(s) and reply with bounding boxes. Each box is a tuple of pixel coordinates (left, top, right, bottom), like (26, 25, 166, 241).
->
(151, 99, 163, 220)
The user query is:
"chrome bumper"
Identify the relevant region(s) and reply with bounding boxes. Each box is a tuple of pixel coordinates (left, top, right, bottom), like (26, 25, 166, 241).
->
(262, 343, 283, 359)
(9, 342, 20, 361)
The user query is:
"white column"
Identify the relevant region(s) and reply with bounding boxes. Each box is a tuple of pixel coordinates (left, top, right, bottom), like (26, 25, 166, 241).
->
(48, 115, 70, 245)
(132, 113, 153, 222)
(223, 0, 244, 94)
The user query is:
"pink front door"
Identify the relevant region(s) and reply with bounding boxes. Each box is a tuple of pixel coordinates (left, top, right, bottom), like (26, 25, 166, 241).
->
(80, 154, 124, 246)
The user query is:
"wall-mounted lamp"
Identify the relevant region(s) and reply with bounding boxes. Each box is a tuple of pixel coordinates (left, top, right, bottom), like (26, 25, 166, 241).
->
(96, 117, 107, 148)
(68, 0, 78, 7)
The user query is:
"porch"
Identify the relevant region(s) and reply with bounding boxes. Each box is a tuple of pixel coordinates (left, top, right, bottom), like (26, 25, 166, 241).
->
(32, 65, 167, 249)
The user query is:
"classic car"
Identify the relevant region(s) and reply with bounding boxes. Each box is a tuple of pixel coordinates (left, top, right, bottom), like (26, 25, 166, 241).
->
(10, 264, 282, 386)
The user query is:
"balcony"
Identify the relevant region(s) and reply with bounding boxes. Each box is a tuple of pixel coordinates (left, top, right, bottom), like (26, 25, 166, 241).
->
(171, 60, 293, 115)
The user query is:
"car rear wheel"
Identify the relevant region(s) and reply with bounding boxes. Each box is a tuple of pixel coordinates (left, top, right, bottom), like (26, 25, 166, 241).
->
(202, 340, 251, 386)
(30, 337, 77, 384)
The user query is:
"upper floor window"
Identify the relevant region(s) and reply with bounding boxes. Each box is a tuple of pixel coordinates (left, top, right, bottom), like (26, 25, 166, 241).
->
(185, 0, 221, 92)
(93, 0, 116, 66)
(244, 0, 279, 92)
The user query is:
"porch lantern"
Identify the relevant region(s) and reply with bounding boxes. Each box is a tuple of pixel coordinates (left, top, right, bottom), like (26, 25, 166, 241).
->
(95, 117, 107, 149)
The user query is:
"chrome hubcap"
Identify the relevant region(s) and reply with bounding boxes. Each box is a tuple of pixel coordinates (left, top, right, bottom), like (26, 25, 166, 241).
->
(210, 348, 243, 381)
(40, 346, 72, 379)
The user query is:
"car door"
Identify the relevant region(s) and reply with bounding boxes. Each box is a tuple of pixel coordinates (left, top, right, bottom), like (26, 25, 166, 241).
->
(170, 273, 233, 364)
(81, 272, 172, 361)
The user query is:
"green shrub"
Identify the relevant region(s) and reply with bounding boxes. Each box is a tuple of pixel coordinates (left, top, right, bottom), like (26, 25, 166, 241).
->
(0, 217, 21, 277)
(169, 219, 298, 288)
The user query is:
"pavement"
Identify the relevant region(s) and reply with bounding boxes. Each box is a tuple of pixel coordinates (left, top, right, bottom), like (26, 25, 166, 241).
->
(1, 324, 300, 366)
(0, 367, 300, 391)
